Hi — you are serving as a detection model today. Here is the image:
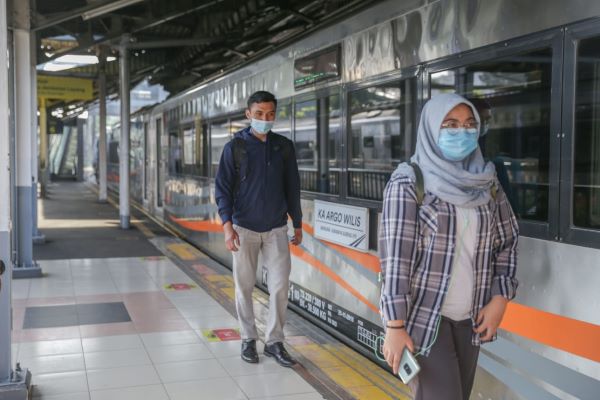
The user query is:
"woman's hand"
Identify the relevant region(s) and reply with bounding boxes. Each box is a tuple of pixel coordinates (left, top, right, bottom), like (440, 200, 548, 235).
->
(474, 295, 509, 341)
(383, 328, 415, 375)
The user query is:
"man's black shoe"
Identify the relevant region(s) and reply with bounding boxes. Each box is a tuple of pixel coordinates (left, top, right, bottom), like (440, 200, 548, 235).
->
(264, 342, 296, 367)
(241, 339, 259, 363)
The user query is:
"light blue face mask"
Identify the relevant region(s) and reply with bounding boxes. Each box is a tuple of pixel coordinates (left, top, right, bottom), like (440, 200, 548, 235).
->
(437, 128, 479, 161)
(250, 119, 274, 135)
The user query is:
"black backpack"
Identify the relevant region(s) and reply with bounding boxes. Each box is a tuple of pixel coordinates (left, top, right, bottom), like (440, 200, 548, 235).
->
(231, 135, 292, 195)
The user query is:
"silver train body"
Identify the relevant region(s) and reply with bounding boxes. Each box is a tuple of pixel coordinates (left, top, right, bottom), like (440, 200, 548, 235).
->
(107, 1, 600, 398)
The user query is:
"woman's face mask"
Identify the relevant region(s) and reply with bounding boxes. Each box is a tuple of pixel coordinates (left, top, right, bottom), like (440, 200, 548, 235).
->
(437, 128, 479, 161)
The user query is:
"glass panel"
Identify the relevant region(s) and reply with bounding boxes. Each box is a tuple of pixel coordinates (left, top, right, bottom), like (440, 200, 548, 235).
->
(348, 79, 416, 200)
(183, 126, 196, 166)
(295, 99, 318, 191)
(430, 48, 552, 222)
(574, 38, 600, 229)
(273, 102, 292, 139)
(169, 129, 183, 175)
(324, 94, 341, 195)
(210, 120, 231, 177)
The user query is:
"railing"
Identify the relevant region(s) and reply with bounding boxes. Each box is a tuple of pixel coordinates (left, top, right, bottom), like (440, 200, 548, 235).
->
(348, 169, 391, 201)
(299, 169, 340, 195)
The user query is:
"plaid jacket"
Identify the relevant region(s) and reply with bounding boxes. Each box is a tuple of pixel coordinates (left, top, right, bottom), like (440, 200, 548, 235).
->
(379, 174, 519, 355)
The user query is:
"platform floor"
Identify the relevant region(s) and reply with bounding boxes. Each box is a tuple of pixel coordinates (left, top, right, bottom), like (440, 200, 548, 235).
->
(10, 182, 410, 400)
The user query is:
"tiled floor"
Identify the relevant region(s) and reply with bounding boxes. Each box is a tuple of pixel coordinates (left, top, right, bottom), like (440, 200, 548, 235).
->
(12, 257, 325, 400)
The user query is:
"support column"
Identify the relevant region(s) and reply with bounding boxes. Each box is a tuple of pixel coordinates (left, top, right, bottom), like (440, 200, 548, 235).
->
(39, 98, 48, 196)
(119, 35, 130, 229)
(1, 0, 33, 397)
(12, 0, 41, 277)
(31, 64, 43, 244)
(76, 118, 84, 182)
(97, 46, 107, 202)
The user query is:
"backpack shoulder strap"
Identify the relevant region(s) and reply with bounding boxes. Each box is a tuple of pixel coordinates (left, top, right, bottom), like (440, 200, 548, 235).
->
(409, 162, 425, 206)
(232, 137, 246, 194)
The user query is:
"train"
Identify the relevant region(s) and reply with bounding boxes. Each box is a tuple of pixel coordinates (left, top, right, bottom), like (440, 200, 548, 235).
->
(102, 1, 600, 399)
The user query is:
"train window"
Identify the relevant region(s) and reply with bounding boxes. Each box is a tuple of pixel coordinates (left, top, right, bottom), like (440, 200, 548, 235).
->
(348, 79, 416, 201)
(295, 99, 318, 191)
(294, 95, 340, 194)
(210, 120, 231, 177)
(430, 48, 552, 222)
(273, 102, 291, 139)
(168, 129, 183, 175)
(573, 38, 600, 230)
(182, 125, 198, 175)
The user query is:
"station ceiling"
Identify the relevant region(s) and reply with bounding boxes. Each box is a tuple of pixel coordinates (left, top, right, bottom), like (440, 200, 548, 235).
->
(32, 0, 380, 112)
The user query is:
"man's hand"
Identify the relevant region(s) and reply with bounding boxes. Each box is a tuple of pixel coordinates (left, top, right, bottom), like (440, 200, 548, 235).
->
(474, 295, 509, 341)
(291, 228, 302, 246)
(223, 222, 240, 252)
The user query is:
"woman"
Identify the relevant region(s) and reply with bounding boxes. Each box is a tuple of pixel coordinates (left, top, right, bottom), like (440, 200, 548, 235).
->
(379, 93, 518, 400)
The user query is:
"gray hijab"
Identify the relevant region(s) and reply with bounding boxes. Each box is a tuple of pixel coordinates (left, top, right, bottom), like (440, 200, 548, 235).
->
(393, 93, 496, 208)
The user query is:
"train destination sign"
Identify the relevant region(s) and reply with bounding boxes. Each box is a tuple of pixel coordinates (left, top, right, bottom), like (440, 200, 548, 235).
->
(314, 200, 369, 252)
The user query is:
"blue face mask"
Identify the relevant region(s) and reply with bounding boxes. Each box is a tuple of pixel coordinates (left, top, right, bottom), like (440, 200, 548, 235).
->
(250, 119, 274, 135)
(437, 128, 479, 161)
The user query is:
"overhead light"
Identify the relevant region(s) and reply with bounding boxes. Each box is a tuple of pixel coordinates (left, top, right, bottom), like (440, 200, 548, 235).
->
(82, 0, 145, 21)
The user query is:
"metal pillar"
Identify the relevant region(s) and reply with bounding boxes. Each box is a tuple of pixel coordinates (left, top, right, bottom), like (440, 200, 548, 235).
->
(39, 98, 48, 196)
(12, 0, 40, 277)
(76, 118, 84, 182)
(98, 46, 108, 202)
(1, 0, 32, 397)
(119, 35, 130, 229)
(31, 64, 44, 244)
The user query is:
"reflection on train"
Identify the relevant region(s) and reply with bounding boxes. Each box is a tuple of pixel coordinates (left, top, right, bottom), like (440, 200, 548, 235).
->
(101, 2, 600, 399)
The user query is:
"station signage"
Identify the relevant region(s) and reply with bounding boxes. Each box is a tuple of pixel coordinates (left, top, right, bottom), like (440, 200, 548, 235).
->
(37, 75, 93, 100)
(313, 200, 369, 252)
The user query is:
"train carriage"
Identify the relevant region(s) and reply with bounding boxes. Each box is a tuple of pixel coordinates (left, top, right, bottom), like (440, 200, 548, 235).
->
(104, 1, 600, 398)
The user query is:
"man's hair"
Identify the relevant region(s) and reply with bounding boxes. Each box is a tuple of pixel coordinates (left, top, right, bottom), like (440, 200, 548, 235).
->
(247, 91, 277, 109)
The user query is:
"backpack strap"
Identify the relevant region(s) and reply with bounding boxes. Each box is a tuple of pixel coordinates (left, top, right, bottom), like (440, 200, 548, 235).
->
(409, 162, 425, 206)
(232, 137, 246, 195)
(491, 180, 498, 201)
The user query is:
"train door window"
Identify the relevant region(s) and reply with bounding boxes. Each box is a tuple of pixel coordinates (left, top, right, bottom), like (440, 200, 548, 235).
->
(294, 99, 318, 192)
(273, 101, 292, 139)
(348, 78, 416, 201)
(322, 94, 341, 195)
(169, 129, 183, 175)
(430, 48, 552, 222)
(182, 125, 197, 175)
(210, 119, 231, 177)
(573, 37, 600, 230)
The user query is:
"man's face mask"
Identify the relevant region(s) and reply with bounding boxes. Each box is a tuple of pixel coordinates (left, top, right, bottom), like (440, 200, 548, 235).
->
(250, 119, 274, 135)
(437, 128, 479, 161)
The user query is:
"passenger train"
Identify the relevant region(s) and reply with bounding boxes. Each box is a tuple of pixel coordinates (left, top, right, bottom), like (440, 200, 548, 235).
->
(103, 1, 600, 398)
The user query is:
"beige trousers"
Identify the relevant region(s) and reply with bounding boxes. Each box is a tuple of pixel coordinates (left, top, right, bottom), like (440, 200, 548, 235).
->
(232, 224, 291, 345)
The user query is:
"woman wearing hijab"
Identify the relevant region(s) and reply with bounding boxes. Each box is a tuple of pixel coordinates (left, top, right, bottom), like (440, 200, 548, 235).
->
(379, 93, 519, 400)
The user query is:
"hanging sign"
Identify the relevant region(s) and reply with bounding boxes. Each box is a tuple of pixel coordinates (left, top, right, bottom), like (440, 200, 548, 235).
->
(314, 200, 369, 252)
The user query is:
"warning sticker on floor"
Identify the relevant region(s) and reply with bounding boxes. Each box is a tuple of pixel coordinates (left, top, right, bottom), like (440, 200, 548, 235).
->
(164, 283, 197, 290)
(202, 328, 241, 342)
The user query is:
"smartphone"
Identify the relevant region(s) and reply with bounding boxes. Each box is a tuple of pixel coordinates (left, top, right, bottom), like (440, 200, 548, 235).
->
(398, 347, 420, 384)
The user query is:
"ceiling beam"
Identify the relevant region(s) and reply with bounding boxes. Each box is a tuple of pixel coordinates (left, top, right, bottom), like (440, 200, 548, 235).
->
(127, 37, 233, 49)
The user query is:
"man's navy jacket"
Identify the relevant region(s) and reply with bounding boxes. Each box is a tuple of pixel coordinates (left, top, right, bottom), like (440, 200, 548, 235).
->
(215, 126, 302, 232)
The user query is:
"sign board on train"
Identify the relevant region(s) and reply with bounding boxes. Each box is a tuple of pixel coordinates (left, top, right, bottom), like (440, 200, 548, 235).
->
(314, 200, 369, 252)
(37, 75, 93, 100)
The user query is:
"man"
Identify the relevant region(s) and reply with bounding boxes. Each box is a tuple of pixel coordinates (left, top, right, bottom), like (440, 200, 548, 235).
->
(215, 90, 302, 367)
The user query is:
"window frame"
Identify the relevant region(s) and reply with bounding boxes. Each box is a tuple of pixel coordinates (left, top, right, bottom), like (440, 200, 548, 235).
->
(342, 67, 421, 209)
(423, 29, 564, 241)
(293, 85, 343, 201)
(560, 20, 600, 249)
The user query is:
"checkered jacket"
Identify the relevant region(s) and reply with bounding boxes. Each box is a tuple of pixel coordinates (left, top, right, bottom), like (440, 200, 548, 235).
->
(379, 175, 519, 355)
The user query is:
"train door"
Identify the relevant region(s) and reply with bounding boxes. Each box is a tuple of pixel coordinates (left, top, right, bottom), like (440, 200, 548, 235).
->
(156, 117, 163, 207)
(143, 121, 148, 201)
